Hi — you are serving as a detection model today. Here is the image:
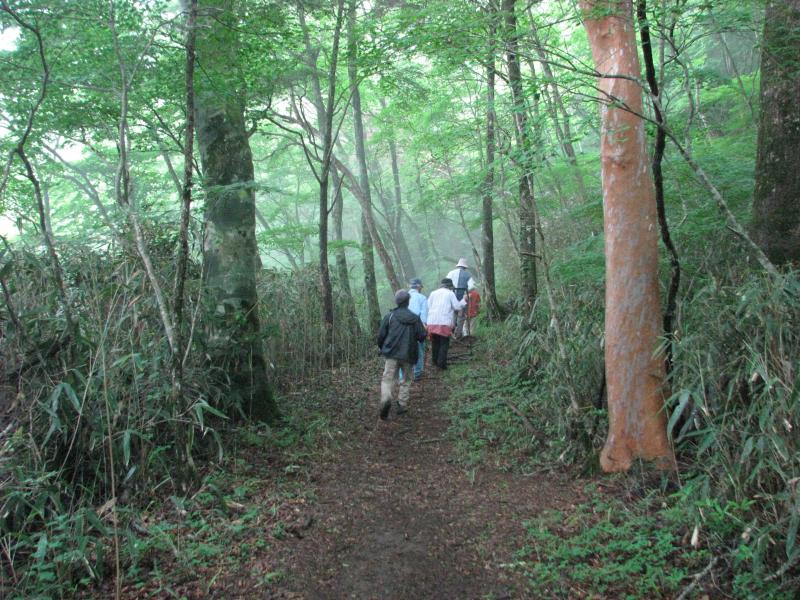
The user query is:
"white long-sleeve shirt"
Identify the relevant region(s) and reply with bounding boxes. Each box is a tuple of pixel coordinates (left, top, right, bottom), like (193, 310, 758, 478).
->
(427, 287, 466, 328)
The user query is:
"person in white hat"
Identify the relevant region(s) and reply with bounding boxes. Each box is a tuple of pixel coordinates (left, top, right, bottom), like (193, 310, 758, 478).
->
(445, 258, 475, 339)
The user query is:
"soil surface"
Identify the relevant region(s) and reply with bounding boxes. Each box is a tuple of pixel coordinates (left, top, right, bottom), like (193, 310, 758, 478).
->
(99, 339, 589, 599)
(262, 338, 585, 599)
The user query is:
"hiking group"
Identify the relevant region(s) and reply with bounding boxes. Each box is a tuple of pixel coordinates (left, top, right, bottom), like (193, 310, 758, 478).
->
(376, 258, 481, 420)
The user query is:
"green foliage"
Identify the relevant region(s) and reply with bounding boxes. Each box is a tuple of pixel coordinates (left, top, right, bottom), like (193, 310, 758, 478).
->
(0, 203, 365, 598)
(446, 291, 604, 471)
(259, 264, 372, 384)
(1, 0, 797, 596)
(666, 272, 800, 597)
(514, 491, 709, 599)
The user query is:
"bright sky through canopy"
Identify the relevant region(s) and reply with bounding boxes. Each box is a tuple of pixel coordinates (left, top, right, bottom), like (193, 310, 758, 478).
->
(0, 26, 19, 51)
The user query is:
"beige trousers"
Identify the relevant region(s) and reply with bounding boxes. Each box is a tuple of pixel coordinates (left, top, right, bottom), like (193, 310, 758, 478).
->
(381, 358, 413, 408)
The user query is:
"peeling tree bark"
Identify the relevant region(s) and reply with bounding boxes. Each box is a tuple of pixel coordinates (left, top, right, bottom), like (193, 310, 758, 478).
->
(581, 0, 674, 472)
(194, 0, 277, 423)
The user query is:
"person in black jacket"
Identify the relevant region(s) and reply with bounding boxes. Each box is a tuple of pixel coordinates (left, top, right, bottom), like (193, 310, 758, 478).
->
(377, 289, 427, 419)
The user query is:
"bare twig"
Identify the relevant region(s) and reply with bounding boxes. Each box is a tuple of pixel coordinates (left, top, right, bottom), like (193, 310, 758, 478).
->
(0, 1, 75, 335)
(675, 556, 719, 600)
(109, 0, 177, 355)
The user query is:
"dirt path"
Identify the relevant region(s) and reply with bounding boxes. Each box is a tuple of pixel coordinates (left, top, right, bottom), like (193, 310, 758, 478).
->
(95, 340, 590, 599)
(264, 340, 585, 599)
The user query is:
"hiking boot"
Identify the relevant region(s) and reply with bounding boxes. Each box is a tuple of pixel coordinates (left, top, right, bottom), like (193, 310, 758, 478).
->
(396, 405, 408, 416)
(379, 401, 391, 420)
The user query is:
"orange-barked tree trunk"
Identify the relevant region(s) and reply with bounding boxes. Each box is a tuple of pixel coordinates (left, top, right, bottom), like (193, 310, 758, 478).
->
(581, 0, 674, 472)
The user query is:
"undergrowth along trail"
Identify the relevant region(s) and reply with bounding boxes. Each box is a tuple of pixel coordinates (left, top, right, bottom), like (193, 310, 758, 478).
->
(87, 336, 755, 599)
(87, 338, 584, 599)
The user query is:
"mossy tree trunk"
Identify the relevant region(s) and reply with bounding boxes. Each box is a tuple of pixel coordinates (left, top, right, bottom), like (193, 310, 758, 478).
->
(581, 0, 673, 472)
(752, 0, 800, 266)
(194, 0, 277, 422)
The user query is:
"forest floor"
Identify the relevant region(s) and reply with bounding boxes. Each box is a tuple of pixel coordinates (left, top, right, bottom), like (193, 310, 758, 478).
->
(92, 337, 712, 599)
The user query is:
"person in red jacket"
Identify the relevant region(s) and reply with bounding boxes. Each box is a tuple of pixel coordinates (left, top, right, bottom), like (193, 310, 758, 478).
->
(463, 283, 481, 337)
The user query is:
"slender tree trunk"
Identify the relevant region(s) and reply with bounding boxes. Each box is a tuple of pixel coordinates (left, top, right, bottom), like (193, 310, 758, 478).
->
(347, 0, 401, 291)
(318, 0, 345, 340)
(502, 0, 537, 306)
(361, 212, 381, 334)
(582, 0, 674, 472)
(637, 0, 680, 374)
(332, 167, 360, 334)
(385, 122, 416, 280)
(711, 23, 755, 119)
(414, 161, 439, 265)
(482, 11, 502, 319)
(389, 147, 416, 281)
(174, 0, 196, 370)
(194, 0, 277, 422)
(255, 207, 300, 270)
(297, 1, 341, 331)
(1, 2, 75, 336)
(529, 16, 587, 203)
(751, 0, 800, 266)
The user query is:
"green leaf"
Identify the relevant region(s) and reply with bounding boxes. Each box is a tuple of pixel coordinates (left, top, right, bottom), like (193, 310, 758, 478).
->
(697, 429, 717, 455)
(667, 390, 691, 439)
(34, 534, 49, 560)
(741, 436, 755, 462)
(0, 260, 13, 279)
(86, 510, 109, 536)
(122, 429, 132, 466)
(787, 510, 799, 558)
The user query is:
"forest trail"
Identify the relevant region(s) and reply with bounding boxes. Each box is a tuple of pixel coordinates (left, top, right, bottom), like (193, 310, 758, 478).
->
(263, 338, 584, 600)
(96, 338, 591, 600)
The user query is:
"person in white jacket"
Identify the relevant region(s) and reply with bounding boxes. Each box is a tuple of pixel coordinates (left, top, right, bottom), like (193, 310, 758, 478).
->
(445, 258, 475, 339)
(426, 278, 466, 369)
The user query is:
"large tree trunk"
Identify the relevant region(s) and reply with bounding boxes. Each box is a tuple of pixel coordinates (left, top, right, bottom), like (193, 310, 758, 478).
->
(194, 0, 277, 422)
(751, 0, 800, 266)
(581, 0, 673, 472)
(502, 0, 537, 306)
(482, 9, 502, 319)
(346, 0, 401, 291)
